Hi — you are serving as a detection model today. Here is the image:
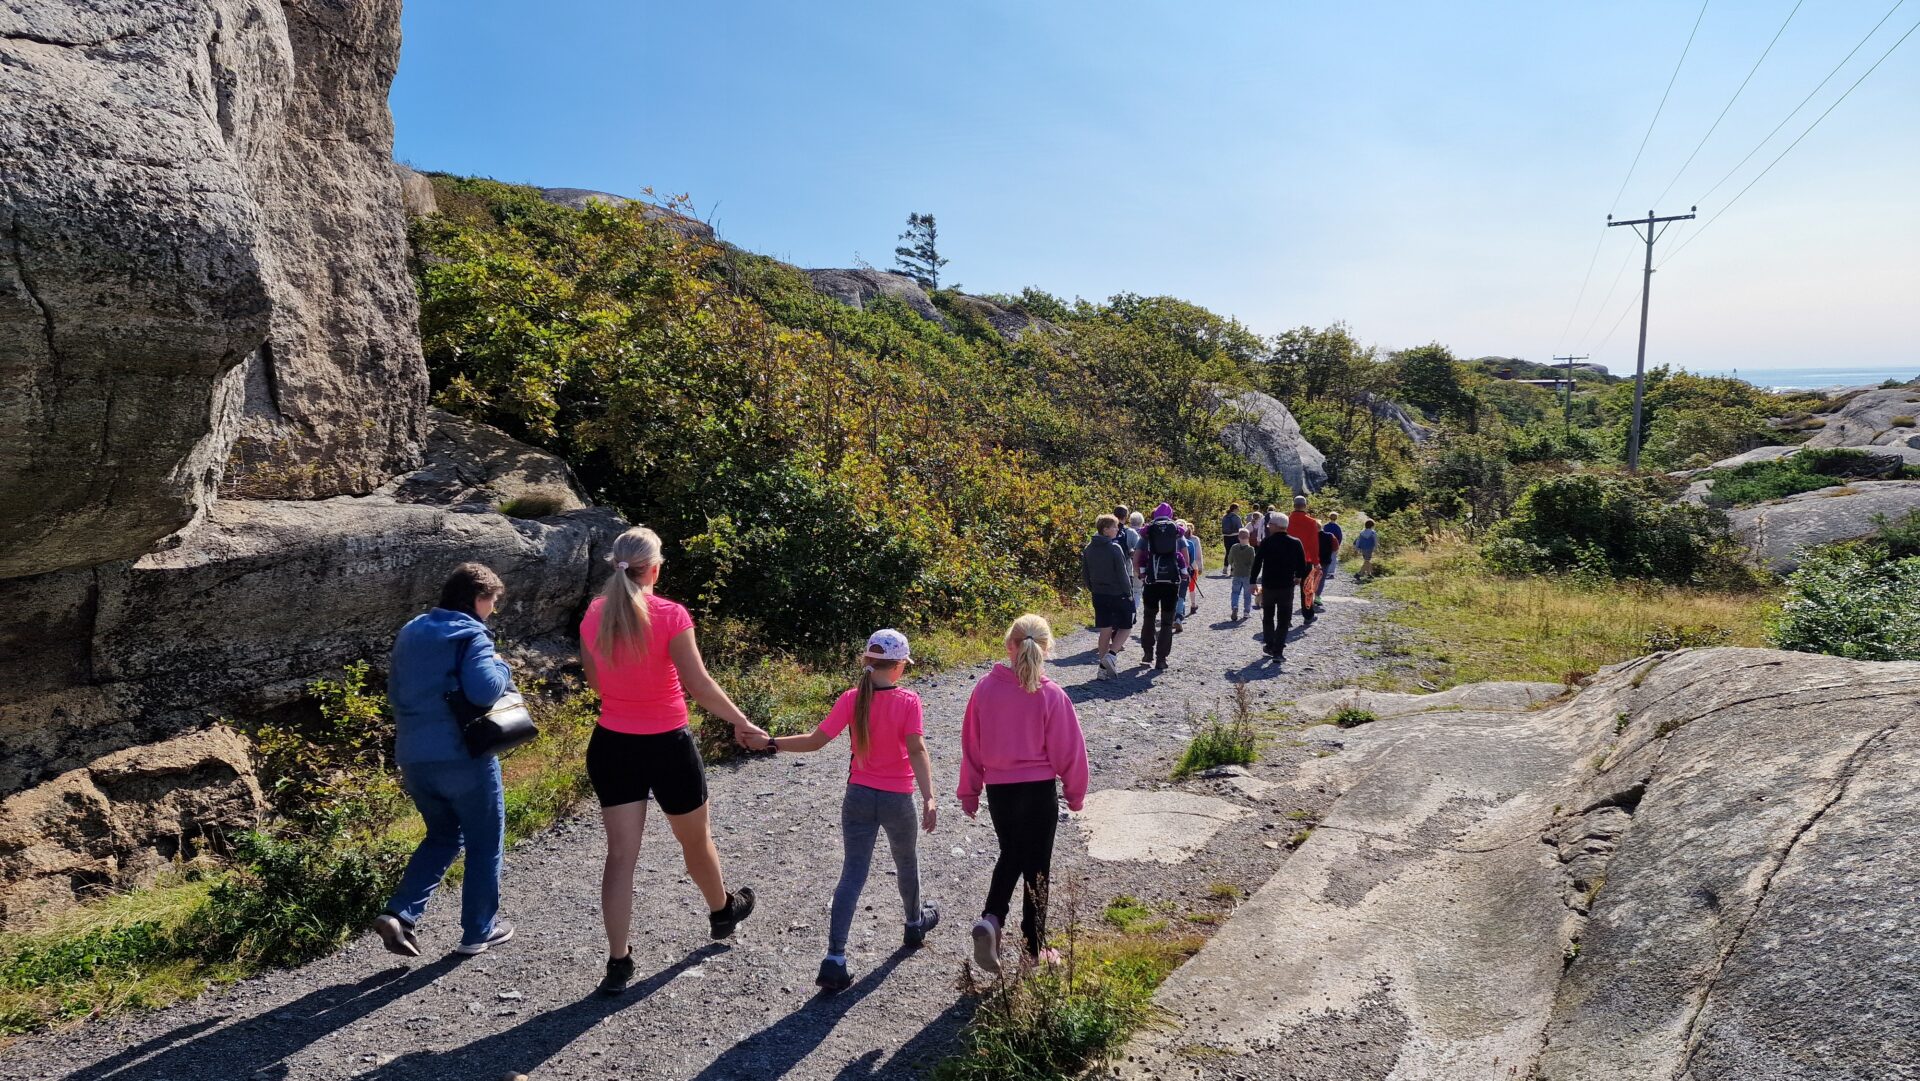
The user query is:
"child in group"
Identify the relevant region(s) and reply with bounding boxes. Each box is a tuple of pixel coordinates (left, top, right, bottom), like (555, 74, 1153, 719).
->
(958, 615, 1090, 973)
(769, 629, 940, 992)
(1226, 527, 1255, 620)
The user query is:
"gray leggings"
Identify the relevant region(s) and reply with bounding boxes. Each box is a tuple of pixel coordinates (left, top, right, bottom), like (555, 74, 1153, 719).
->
(830, 783, 921, 955)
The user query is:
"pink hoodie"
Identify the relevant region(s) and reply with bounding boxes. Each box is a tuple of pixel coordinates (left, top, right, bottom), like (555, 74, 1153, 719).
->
(957, 663, 1090, 815)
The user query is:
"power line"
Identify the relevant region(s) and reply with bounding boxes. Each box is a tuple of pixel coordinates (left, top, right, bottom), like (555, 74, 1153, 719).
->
(1609, 0, 1712, 213)
(1556, 230, 1609, 354)
(1607, 208, 1696, 473)
(1650, 0, 1806, 208)
(1693, 0, 1907, 208)
(1573, 241, 1641, 350)
(1661, 14, 1920, 268)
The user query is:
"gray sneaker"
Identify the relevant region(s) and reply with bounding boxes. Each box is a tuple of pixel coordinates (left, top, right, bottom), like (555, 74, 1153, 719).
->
(970, 915, 1002, 974)
(904, 903, 941, 948)
(455, 919, 515, 956)
(373, 912, 419, 958)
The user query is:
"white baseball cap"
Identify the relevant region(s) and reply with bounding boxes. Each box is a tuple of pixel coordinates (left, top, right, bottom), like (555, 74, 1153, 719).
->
(863, 628, 913, 664)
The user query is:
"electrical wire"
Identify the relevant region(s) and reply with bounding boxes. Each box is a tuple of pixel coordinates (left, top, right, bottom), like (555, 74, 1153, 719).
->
(1661, 13, 1920, 268)
(1609, 0, 1712, 213)
(1693, 0, 1907, 208)
(1650, 0, 1805, 208)
(1573, 241, 1642, 351)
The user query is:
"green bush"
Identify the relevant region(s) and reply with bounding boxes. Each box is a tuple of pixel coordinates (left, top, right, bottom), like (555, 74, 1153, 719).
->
(1482, 473, 1733, 584)
(1769, 547, 1920, 661)
(189, 830, 407, 965)
(1330, 707, 1378, 728)
(1171, 715, 1257, 779)
(1704, 448, 1902, 508)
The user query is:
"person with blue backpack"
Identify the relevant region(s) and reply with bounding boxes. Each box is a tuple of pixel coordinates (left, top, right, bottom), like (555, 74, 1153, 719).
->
(1133, 503, 1188, 670)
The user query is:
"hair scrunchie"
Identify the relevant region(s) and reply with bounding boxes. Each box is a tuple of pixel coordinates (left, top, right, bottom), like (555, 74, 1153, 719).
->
(616, 560, 630, 570)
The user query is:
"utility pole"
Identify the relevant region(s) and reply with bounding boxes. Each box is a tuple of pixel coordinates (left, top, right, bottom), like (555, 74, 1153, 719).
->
(1553, 354, 1589, 439)
(1608, 207, 1695, 472)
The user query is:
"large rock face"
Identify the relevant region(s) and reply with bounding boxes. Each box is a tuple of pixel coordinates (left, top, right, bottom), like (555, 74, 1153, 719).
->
(0, 1, 427, 579)
(1211, 389, 1328, 493)
(804, 268, 945, 324)
(0, 413, 622, 926)
(1801, 386, 1920, 449)
(1728, 480, 1920, 573)
(1118, 648, 1919, 1080)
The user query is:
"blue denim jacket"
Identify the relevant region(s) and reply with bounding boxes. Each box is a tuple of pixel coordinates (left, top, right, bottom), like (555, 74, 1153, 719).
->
(390, 608, 514, 765)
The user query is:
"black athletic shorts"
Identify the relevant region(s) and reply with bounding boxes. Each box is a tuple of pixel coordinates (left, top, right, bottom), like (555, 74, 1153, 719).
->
(1092, 592, 1136, 631)
(586, 725, 708, 815)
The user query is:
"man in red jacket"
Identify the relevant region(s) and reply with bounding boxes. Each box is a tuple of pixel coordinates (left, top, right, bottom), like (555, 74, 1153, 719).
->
(1286, 495, 1322, 623)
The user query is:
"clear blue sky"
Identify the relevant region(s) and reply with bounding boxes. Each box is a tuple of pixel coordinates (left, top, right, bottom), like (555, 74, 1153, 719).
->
(392, 0, 1919, 375)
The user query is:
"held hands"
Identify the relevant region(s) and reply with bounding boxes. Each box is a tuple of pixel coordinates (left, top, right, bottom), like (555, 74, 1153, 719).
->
(734, 722, 771, 752)
(921, 798, 938, 834)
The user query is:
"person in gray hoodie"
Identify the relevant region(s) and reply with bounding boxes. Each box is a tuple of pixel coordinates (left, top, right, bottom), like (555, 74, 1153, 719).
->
(1081, 514, 1135, 678)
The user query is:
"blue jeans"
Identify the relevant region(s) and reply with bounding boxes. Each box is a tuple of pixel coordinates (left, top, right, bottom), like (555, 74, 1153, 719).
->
(1230, 576, 1251, 612)
(830, 784, 921, 956)
(1324, 555, 1340, 582)
(386, 756, 504, 947)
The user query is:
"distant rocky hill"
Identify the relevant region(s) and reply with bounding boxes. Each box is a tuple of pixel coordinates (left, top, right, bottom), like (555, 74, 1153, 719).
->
(0, 1, 618, 927)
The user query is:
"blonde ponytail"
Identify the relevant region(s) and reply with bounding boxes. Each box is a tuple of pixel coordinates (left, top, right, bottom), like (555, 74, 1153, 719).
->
(596, 526, 663, 666)
(1006, 613, 1053, 693)
(851, 666, 876, 761)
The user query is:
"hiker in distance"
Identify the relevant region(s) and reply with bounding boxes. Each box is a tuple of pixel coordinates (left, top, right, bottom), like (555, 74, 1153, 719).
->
(580, 526, 770, 996)
(1221, 503, 1243, 553)
(1081, 514, 1135, 679)
(1125, 509, 1147, 609)
(1322, 511, 1344, 584)
(766, 629, 941, 992)
(1250, 512, 1312, 661)
(1355, 518, 1380, 578)
(1286, 495, 1323, 624)
(1134, 503, 1188, 670)
(373, 563, 517, 959)
(959, 615, 1089, 973)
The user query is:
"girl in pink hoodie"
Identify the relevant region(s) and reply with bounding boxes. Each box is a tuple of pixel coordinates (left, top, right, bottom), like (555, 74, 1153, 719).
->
(958, 614, 1090, 972)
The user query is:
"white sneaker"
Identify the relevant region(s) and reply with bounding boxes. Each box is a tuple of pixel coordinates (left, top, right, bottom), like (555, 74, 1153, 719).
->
(1098, 652, 1117, 677)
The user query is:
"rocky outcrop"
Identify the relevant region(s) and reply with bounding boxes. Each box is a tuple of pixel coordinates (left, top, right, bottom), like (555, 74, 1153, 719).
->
(0, 0, 426, 577)
(0, 726, 262, 929)
(803, 268, 945, 324)
(0, 5, 621, 924)
(1728, 480, 1920, 573)
(1210, 389, 1327, 493)
(940, 292, 1062, 342)
(1118, 648, 1918, 1080)
(1360, 393, 1434, 445)
(396, 163, 438, 218)
(1801, 386, 1920, 449)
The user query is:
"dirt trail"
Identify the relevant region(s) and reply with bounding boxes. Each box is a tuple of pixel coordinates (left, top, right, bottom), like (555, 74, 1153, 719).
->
(7, 572, 1381, 1081)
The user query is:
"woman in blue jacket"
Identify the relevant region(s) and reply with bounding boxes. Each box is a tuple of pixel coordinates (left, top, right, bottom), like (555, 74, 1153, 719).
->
(373, 563, 516, 958)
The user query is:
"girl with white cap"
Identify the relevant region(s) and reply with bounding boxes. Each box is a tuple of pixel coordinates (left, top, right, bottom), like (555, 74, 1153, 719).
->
(769, 628, 940, 992)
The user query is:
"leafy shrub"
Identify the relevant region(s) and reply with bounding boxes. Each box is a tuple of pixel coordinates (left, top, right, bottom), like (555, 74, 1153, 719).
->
(1769, 547, 1920, 661)
(1870, 509, 1920, 560)
(1482, 473, 1734, 584)
(1330, 707, 1377, 728)
(1704, 448, 1901, 508)
(250, 663, 403, 837)
(188, 830, 407, 965)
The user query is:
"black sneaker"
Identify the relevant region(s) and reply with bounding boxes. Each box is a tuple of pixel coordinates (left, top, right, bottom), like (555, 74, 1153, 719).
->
(454, 919, 514, 956)
(709, 887, 756, 940)
(904, 903, 941, 948)
(598, 950, 636, 996)
(815, 956, 852, 993)
(373, 912, 419, 958)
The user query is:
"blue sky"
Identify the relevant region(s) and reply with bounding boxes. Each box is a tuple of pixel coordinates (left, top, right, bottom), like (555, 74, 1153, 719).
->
(392, 1, 1919, 375)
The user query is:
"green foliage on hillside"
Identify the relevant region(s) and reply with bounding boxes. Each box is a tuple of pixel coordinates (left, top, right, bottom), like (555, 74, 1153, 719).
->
(411, 176, 1281, 651)
(1704, 448, 1919, 508)
(1480, 473, 1744, 585)
(1771, 510, 1920, 661)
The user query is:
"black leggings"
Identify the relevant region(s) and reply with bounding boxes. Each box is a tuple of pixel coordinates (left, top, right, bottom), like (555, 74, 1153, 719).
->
(1139, 582, 1179, 664)
(1261, 578, 1296, 654)
(983, 779, 1059, 957)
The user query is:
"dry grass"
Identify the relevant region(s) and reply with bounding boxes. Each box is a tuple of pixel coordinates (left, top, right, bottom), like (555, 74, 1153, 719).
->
(1358, 538, 1776, 691)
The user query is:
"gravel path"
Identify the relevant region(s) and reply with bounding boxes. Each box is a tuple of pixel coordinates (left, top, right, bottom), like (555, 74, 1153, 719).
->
(9, 572, 1382, 1081)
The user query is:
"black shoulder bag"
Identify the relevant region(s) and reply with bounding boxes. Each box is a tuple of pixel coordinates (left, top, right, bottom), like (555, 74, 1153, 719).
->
(446, 637, 539, 757)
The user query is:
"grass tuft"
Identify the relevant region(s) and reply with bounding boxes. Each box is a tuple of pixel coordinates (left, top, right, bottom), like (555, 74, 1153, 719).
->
(1330, 707, 1377, 728)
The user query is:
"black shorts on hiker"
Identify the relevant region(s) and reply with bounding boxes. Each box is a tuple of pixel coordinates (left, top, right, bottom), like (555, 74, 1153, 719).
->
(586, 725, 708, 815)
(1091, 592, 1136, 631)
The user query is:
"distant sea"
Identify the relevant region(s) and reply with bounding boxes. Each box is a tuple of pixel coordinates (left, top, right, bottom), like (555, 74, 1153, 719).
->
(1679, 365, 1918, 392)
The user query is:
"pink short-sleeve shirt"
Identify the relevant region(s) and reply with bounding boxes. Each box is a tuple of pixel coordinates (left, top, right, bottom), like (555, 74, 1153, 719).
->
(579, 594, 696, 734)
(817, 685, 925, 794)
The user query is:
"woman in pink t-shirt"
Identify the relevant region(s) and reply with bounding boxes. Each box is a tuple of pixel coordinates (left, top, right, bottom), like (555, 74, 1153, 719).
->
(770, 628, 939, 993)
(579, 526, 771, 996)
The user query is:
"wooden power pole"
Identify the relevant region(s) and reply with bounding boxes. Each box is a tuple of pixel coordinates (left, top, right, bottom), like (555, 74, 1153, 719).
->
(1553, 354, 1589, 438)
(1607, 207, 1695, 472)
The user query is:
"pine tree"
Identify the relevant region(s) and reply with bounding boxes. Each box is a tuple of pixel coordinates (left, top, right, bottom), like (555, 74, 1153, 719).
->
(893, 212, 949, 290)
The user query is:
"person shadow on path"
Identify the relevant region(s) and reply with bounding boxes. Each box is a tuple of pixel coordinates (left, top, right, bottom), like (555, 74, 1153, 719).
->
(63, 954, 465, 1081)
(823, 997, 977, 1080)
(359, 943, 726, 1081)
(687, 948, 954, 1081)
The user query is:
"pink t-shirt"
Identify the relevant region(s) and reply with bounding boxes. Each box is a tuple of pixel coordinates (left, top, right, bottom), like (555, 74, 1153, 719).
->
(817, 685, 925, 794)
(579, 594, 696, 734)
